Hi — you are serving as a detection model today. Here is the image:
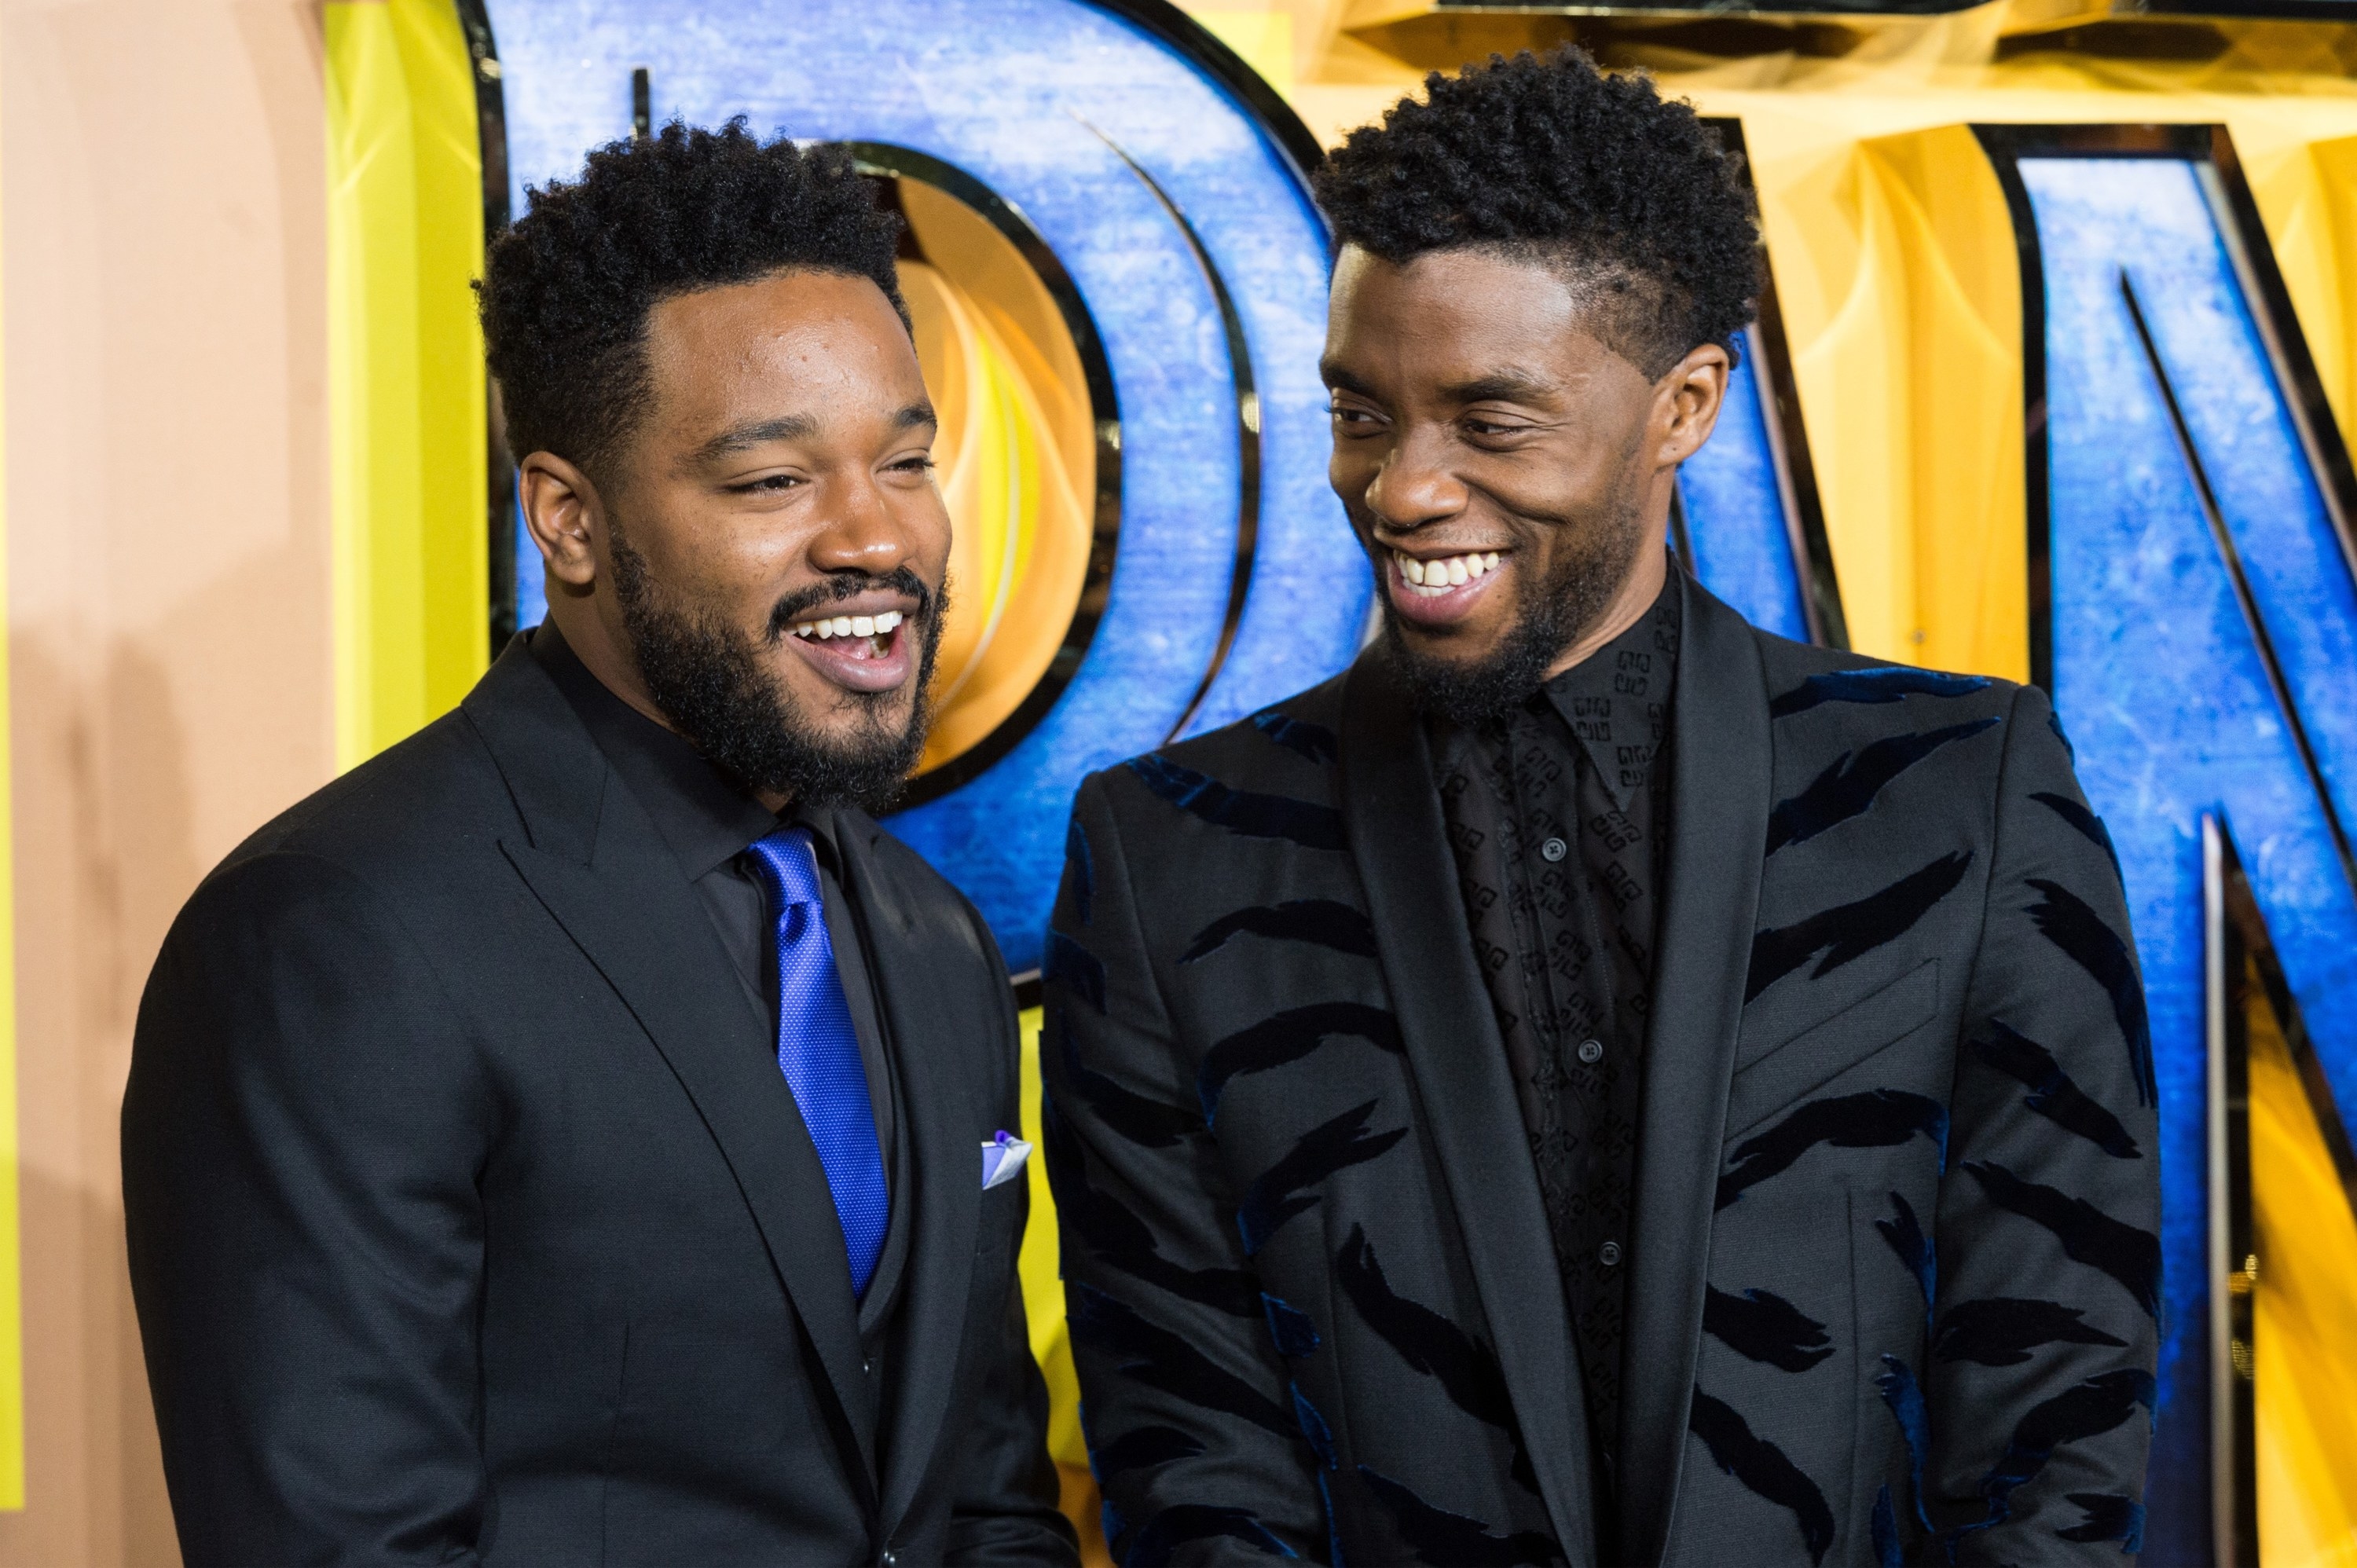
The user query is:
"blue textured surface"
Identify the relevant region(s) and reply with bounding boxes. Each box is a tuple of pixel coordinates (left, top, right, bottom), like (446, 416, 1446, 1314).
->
(484, 0, 1364, 973)
(1679, 345, 1811, 643)
(2022, 155, 2357, 1563)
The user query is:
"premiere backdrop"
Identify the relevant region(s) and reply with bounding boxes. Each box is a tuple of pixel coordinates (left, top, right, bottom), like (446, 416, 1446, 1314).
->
(8, 0, 2357, 1561)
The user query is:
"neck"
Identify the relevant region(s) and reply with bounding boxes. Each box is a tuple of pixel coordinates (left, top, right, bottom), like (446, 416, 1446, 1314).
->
(1542, 537, 1672, 682)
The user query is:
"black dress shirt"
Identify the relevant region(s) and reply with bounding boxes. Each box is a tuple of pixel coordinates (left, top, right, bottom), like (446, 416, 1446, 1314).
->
(532, 625, 912, 1353)
(1430, 572, 1680, 1537)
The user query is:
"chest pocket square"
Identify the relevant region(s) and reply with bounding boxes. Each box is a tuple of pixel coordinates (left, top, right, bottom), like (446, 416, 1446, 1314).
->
(981, 1132, 1032, 1191)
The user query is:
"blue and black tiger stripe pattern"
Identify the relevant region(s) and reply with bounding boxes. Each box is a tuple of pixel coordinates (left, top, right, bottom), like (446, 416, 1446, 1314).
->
(1045, 583, 2157, 1566)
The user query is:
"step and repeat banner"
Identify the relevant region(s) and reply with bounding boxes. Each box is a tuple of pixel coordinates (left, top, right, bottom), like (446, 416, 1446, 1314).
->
(421, 2, 2357, 1558)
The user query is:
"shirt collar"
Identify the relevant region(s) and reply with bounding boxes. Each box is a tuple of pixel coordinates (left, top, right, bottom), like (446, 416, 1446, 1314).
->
(1538, 566, 1682, 808)
(530, 622, 805, 881)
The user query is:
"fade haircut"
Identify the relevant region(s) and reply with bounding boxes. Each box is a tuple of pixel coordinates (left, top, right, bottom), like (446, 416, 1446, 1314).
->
(1312, 49, 1762, 378)
(477, 119, 907, 478)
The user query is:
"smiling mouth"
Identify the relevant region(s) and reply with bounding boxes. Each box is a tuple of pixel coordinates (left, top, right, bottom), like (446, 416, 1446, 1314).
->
(787, 609, 905, 661)
(782, 607, 917, 696)
(1392, 548, 1502, 597)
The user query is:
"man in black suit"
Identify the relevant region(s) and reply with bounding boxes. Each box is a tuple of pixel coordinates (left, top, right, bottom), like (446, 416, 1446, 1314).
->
(124, 122, 1075, 1567)
(1043, 53, 2159, 1567)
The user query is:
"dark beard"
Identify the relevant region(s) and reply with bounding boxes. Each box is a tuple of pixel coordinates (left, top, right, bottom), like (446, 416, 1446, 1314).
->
(1377, 484, 1651, 726)
(608, 526, 945, 815)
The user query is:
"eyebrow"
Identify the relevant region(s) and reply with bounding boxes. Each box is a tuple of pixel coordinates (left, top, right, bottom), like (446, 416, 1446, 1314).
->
(1319, 359, 1376, 397)
(1439, 370, 1560, 405)
(1318, 362, 1561, 407)
(689, 402, 937, 464)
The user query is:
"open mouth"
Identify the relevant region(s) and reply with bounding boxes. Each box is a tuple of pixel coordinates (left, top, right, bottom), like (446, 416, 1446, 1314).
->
(1387, 548, 1505, 625)
(785, 609, 913, 694)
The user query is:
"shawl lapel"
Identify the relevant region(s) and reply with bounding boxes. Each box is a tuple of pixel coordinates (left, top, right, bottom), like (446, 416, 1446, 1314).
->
(1340, 649, 1601, 1568)
(1618, 577, 1772, 1566)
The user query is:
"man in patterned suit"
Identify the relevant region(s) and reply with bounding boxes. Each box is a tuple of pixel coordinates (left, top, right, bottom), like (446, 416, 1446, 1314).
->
(1043, 49, 2160, 1568)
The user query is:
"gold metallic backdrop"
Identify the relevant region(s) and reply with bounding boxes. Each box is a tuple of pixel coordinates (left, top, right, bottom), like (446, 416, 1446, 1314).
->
(2245, 956, 2357, 1561)
(893, 178, 1097, 780)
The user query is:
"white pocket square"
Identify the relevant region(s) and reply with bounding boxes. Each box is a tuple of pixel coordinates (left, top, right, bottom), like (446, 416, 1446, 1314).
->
(981, 1132, 1032, 1190)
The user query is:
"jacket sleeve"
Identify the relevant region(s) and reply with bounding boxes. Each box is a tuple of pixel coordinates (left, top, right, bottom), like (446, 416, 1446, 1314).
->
(122, 850, 494, 1568)
(1930, 682, 2162, 1563)
(945, 906, 1083, 1566)
(1041, 771, 1329, 1564)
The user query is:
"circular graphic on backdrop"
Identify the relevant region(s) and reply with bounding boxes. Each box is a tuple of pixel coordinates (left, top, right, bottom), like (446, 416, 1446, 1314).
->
(851, 146, 1120, 804)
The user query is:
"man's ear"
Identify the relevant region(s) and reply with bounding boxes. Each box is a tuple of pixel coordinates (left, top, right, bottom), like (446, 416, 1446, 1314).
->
(518, 452, 607, 595)
(1654, 342, 1731, 469)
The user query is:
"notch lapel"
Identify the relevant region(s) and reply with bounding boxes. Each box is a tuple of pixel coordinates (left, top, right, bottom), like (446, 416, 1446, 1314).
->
(838, 819, 987, 1533)
(1619, 577, 1772, 1567)
(1340, 652, 1600, 1568)
(465, 648, 880, 1479)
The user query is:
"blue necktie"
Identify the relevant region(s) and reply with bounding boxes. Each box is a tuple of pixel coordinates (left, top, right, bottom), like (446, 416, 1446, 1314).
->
(746, 826, 889, 1300)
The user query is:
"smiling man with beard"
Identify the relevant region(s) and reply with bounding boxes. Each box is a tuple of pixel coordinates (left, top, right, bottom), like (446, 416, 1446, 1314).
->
(123, 123, 1074, 1568)
(1043, 51, 2157, 1568)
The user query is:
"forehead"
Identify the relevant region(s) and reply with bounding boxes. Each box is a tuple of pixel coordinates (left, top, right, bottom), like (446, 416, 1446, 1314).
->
(640, 269, 922, 427)
(1325, 244, 1622, 383)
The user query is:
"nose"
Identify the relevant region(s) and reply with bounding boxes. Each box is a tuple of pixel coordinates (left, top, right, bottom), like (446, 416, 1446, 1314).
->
(808, 467, 915, 579)
(1362, 424, 1467, 536)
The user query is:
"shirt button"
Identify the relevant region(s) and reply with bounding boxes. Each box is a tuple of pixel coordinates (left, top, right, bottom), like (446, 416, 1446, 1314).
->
(1541, 837, 1569, 863)
(863, 1357, 875, 1375)
(1599, 1240, 1622, 1268)
(881, 1552, 898, 1567)
(1578, 1039, 1604, 1065)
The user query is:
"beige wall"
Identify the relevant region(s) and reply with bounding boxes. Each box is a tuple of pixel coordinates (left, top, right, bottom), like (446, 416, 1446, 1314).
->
(1, 0, 333, 1561)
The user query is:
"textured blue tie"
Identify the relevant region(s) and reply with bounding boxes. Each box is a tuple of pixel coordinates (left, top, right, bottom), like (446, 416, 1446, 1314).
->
(746, 826, 889, 1301)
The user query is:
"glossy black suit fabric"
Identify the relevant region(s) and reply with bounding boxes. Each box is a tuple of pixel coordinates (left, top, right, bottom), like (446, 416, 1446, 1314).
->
(1042, 575, 2159, 1567)
(123, 637, 1074, 1568)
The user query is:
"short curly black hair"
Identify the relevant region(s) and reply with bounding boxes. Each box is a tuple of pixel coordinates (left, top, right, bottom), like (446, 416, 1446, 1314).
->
(478, 119, 906, 478)
(1314, 49, 1761, 377)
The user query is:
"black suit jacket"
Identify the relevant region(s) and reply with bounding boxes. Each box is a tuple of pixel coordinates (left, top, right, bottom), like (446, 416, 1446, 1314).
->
(1043, 575, 2159, 1566)
(123, 638, 1075, 1567)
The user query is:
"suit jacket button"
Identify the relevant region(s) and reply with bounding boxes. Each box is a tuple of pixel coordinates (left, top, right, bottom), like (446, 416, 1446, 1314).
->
(881, 1551, 897, 1566)
(862, 1357, 874, 1375)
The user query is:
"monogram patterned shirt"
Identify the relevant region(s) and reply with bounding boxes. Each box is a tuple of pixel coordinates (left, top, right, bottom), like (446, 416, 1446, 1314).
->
(1429, 573, 1680, 1541)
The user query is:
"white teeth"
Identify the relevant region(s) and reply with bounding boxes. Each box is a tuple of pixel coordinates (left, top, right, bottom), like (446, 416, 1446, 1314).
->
(792, 610, 905, 641)
(1393, 550, 1501, 594)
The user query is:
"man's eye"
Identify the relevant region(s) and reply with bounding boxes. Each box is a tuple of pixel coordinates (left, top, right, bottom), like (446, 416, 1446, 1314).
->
(738, 474, 803, 493)
(891, 455, 938, 474)
(1330, 405, 1379, 426)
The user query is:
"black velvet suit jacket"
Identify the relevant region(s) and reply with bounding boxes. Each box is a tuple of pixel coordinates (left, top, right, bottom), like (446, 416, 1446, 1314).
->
(1043, 576, 2160, 1567)
(123, 639, 1074, 1567)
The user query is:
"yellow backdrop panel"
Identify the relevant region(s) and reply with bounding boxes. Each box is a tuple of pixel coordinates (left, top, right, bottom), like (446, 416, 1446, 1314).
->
(327, 0, 489, 771)
(2249, 960, 2357, 1567)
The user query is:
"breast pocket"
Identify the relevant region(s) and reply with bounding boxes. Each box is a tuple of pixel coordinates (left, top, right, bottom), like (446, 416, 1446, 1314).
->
(1725, 960, 1942, 1141)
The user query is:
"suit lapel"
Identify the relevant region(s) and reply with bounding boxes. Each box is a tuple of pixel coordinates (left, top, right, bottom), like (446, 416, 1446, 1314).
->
(838, 816, 986, 1531)
(1340, 651, 1600, 1568)
(1619, 577, 1772, 1567)
(464, 646, 881, 1478)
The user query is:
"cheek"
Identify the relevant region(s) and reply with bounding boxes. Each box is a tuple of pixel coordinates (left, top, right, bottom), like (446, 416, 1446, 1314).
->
(895, 491, 955, 583)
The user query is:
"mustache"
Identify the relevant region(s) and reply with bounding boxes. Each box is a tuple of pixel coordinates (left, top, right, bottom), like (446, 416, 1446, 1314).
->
(764, 566, 936, 641)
